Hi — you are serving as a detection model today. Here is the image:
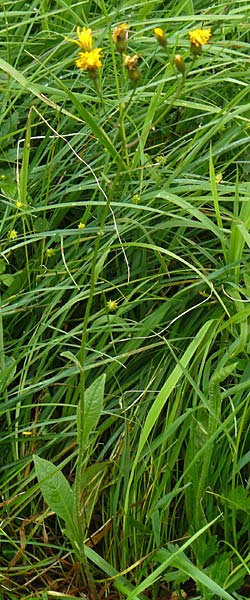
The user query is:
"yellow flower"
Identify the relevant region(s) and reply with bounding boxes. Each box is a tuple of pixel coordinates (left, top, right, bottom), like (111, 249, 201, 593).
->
(112, 23, 128, 53)
(67, 26, 93, 51)
(78, 221, 85, 229)
(124, 54, 140, 70)
(76, 48, 103, 72)
(215, 172, 223, 184)
(7, 229, 17, 240)
(107, 299, 118, 312)
(124, 54, 141, 82)
(154, 27, 166, 48)
(189, 28, 211, 54)
(16, 201, 23, 209)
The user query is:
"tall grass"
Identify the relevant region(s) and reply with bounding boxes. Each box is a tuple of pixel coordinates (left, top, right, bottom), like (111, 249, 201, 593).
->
(0, 0, 249, 598)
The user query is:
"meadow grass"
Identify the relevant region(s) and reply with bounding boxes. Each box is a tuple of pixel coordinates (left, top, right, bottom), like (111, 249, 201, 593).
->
(0, 0, 250, 598)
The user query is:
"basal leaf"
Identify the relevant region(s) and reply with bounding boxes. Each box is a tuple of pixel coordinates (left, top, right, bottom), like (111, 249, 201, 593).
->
(33, 455, 75, 535)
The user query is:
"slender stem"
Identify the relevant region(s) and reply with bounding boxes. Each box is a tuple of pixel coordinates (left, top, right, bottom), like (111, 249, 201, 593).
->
(152, 56, 195, 129)
(152, 73, 186, 129)
(73, 193, 111, 599)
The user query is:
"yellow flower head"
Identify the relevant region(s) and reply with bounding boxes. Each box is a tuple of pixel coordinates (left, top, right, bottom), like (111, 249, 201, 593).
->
(124, 54, 141, 82)
(75, 48, 103, 72)
(189, 28, 211, 54)
(7, 229, 17, 240)
(113, 23, 128, 53)
(67, 26, 93, 51)
(107, 299, 118, 312)
(124, 54, 140, 70)
(78, 221, 85, 229)
(154, 27, 166, 48)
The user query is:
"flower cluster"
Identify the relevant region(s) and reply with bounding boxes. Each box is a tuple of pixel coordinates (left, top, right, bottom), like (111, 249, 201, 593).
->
(153, 25, 212, 75)
(67, 23, 212, 83)
(67, 26, 103, 77)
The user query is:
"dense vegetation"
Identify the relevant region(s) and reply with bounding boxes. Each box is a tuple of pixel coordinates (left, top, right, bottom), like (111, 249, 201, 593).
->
(0, 0, 249, 599)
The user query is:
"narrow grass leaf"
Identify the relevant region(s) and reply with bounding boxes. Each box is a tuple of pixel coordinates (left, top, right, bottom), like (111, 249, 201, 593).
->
(125, 320, 213, 513)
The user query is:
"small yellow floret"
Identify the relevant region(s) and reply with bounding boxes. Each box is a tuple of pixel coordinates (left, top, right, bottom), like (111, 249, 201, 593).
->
(8, 229, 17, 240)
(107, 299, 118, 312)
(78, 222, 85, 229)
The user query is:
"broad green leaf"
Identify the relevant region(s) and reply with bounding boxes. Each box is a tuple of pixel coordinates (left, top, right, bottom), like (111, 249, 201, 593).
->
(77, 374, 106, 447)
(1, 274, 15, 287)
(33, 455, 75, 534)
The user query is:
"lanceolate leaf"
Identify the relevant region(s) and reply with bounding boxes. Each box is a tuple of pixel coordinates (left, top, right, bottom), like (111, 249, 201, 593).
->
(77, 374, 106, 447)
(33, 455, 75, 535)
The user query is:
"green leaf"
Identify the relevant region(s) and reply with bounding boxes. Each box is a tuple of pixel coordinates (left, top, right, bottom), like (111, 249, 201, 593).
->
(206, 554, 231, 589)
(33, 455, 75, 533)
(0, 260, 6, 275)
(222, 486, 250, 513)
(1, 274, 15, 287)
(77, 374, 106, 447)
(0, 357, 16, 393)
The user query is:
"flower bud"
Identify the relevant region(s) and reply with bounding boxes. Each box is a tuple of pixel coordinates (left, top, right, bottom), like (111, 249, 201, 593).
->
(174, 54, 185, 75)
(153, 27, 166, 48)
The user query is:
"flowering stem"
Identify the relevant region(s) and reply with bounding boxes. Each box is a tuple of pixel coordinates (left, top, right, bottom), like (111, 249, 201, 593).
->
(115, 54, 130, 168)
(151, 54, 198, 129)
(122, 84, 137, 121)
(93, 78, 113, 126)
(73, 192, 111, 598)
(152, 72, 185, 129)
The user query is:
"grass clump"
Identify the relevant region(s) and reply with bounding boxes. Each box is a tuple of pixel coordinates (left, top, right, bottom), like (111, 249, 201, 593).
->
(0, 0, 249, 599)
